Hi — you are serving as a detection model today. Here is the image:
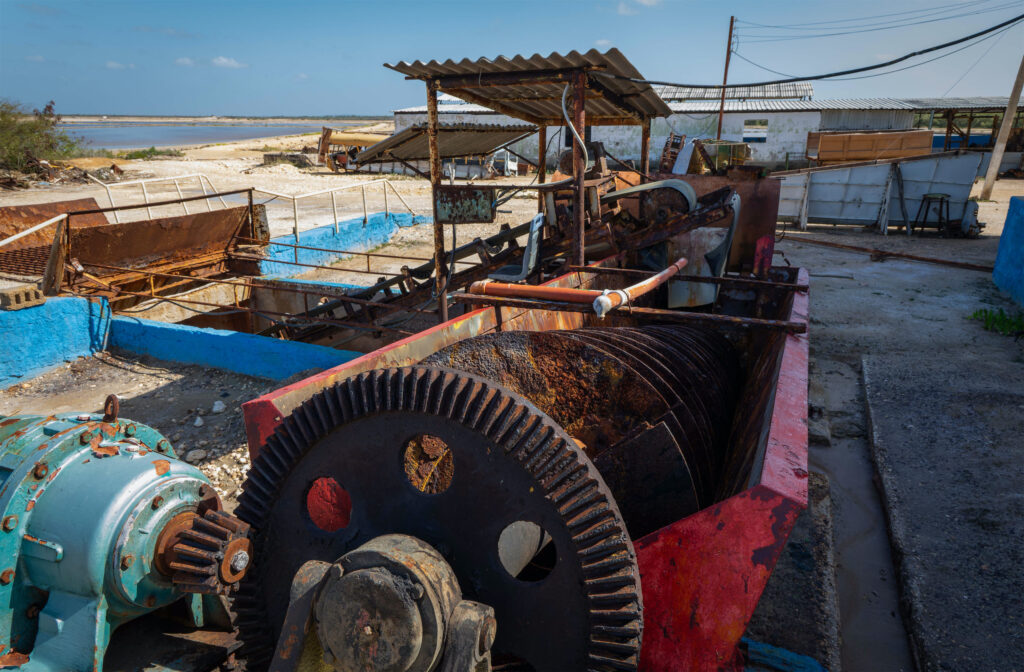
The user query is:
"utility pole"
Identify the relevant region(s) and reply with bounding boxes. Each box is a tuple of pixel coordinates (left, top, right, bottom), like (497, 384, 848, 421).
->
(716, 15, 735, 141)
(981, 50, 1024, 200)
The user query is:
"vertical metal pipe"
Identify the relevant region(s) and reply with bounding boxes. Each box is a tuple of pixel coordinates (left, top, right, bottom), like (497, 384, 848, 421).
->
(571, 69, 587, 267)
(174, 180, 188, 214)
(361, 185, 368, 225)
(383, 181, 389, 218)
(247, 188, 254, 239)
(640, 118, 652, 177)
(716, 15, 735, 141)
(427, 79, 448, 323)
(199, 176, 213, 212)
(331, 191, 339, 235)
(537, 125, 547, 212)
(140, 182, 154, 219)
(292, 198, 300, 264)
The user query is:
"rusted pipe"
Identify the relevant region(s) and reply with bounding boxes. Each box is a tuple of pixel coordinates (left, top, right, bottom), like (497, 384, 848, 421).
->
(468, 257, 688, 318)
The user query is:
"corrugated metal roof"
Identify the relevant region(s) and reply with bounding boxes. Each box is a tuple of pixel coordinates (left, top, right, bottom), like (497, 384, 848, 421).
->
(669, 98, 911, 113)
(396, 95, 1021, 116)
(900, 96, 1020, 110)
(395, 103, 496, 114)
(385, 49, 672, 124)
(654, 82, 814, 101)
(357, 122, 537, 164)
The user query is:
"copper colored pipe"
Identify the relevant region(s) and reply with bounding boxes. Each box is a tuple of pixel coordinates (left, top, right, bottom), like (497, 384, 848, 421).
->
(468, 257, 688, 318)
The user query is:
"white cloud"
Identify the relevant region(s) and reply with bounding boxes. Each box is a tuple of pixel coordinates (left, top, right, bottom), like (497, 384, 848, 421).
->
(635, 0, 660, 5)
(175, 57, 195, 67)
(106, 61, 134, 70)
(212, 56, 246, 69)
(25, 54, 45, 62)
(297, 72, 309, 80)
(617, 1, 637, 15)
(595, 39, 612, 47)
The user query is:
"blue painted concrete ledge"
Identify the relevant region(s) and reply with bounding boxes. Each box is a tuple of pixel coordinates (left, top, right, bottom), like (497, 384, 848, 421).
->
(0, 297, 111, 387)
(109, 316, 360, 381)
(994, 196, 1024, 306)
(261, 211, 430, 278)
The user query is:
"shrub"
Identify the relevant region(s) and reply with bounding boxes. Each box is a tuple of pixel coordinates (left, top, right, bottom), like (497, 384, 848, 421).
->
(0, 99, 80, 171)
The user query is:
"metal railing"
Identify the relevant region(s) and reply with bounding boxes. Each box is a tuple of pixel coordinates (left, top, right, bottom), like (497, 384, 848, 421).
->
(87, 173, 226, 223)
(252, 179, 417, 236)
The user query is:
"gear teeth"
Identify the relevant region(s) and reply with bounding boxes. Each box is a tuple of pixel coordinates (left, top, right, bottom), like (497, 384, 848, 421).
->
(169, 509, 251, 596)
(234, 365, 642, 672)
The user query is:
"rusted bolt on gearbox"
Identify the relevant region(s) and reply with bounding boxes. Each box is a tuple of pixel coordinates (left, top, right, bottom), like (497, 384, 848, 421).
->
(32, 463, 48, 479)
(120, 555, 134, 571)
(2, 516, 17, 532)
(0, 569, 14, 585)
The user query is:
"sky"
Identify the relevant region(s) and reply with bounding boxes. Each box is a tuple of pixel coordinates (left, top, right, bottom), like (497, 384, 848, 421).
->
(1, 0, 1022, 117)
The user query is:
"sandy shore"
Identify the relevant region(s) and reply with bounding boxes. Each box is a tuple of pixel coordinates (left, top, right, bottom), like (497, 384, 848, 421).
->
(62, 115, 388, 125)
(0, 127, 539, 283)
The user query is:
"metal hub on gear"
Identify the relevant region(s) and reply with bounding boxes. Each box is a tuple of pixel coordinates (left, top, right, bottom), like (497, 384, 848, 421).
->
(234, 366, 642, 672)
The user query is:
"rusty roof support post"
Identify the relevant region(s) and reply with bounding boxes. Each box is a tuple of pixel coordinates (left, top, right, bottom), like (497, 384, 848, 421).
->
(640, 118, 652, 179)
(572, 69, 587, 267)
(537, 125, 547, 212)
(427, 79, 448, 323)
(716, 15, 735, 141)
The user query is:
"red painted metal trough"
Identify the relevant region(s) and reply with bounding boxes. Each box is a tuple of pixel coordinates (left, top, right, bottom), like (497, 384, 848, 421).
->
(241, 258, 809, 671)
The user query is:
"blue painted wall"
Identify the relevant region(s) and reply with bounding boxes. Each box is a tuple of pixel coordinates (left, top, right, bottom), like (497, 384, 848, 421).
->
(109, 316, 360, 381)
(0, 297, 111, 387)
(994, 196, 1024, 306)
(260, 211, 430, 278)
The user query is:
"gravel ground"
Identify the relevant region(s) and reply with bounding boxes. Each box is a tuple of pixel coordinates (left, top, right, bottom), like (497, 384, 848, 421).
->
(0, 350, 276, 509)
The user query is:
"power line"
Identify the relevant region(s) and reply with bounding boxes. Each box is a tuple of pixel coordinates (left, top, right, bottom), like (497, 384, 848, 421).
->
(942, 25, 1013, 95)
(734, 1, 1024, 43)
(731, 22, 1020, 84)
(594, 12, 1024, 89)
(734, 0, 1006, 29)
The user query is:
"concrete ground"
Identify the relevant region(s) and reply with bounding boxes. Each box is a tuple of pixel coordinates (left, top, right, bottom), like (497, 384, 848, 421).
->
(764, 177, 1023, 671)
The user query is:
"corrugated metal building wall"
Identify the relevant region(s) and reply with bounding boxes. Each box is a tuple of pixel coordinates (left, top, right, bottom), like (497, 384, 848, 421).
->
(819, 109, 915, 130)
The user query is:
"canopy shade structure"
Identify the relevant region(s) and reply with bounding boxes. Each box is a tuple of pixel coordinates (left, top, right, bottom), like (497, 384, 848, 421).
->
(357, 123, 537, 163)
(385, 48, 672, 126)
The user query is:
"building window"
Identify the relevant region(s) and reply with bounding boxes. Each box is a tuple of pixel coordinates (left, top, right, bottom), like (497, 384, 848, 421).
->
(743, 119, 768, 144)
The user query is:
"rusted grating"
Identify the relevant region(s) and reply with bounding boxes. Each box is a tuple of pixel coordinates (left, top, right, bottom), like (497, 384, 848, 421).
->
(0, 246, 50, 277)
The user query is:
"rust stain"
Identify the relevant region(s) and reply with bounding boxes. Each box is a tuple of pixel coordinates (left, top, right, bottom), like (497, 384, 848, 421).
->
(0, 651, 30, 667)
(25, 501, 34, 512)
(153, 459, 171, 476)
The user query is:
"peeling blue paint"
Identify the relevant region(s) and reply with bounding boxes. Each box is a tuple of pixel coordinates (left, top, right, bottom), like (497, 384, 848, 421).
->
(0, 297, 111, 387)
(109, 316, 360, 381)
(994, 196, 1024, 306)
(260, 211, 430, 278)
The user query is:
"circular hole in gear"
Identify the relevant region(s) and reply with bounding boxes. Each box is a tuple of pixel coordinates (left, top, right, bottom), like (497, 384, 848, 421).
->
(306, 477, 352, 532)
(498, 520, 556, 582)
(402, 434, 453, 494)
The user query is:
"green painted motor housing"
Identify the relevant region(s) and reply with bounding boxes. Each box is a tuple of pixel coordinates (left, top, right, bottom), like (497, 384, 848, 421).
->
(0, 411, 228, 671)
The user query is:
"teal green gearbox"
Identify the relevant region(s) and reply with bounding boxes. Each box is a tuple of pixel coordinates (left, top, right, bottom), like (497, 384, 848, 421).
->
(0, 410, 240, 671)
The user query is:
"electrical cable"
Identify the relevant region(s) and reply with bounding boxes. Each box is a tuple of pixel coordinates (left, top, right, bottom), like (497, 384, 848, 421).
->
(732, 21, 1019, 83)
(734, 1, 1022, 41)
(734, 0, 1007, 29)
(592, 12, 1024, 89)
(942, 23, 1014, 96)
(561, 84, 589, 168)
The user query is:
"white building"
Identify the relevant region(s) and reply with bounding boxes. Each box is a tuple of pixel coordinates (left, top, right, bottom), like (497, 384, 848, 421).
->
(393, 95, 919, 169)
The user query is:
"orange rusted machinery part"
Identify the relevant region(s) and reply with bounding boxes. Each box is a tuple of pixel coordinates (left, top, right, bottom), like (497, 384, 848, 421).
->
(468, 257, 688, 317)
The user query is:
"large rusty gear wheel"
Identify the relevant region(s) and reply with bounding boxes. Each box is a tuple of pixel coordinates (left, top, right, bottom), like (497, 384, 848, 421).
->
(233, 366, 642, 672)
